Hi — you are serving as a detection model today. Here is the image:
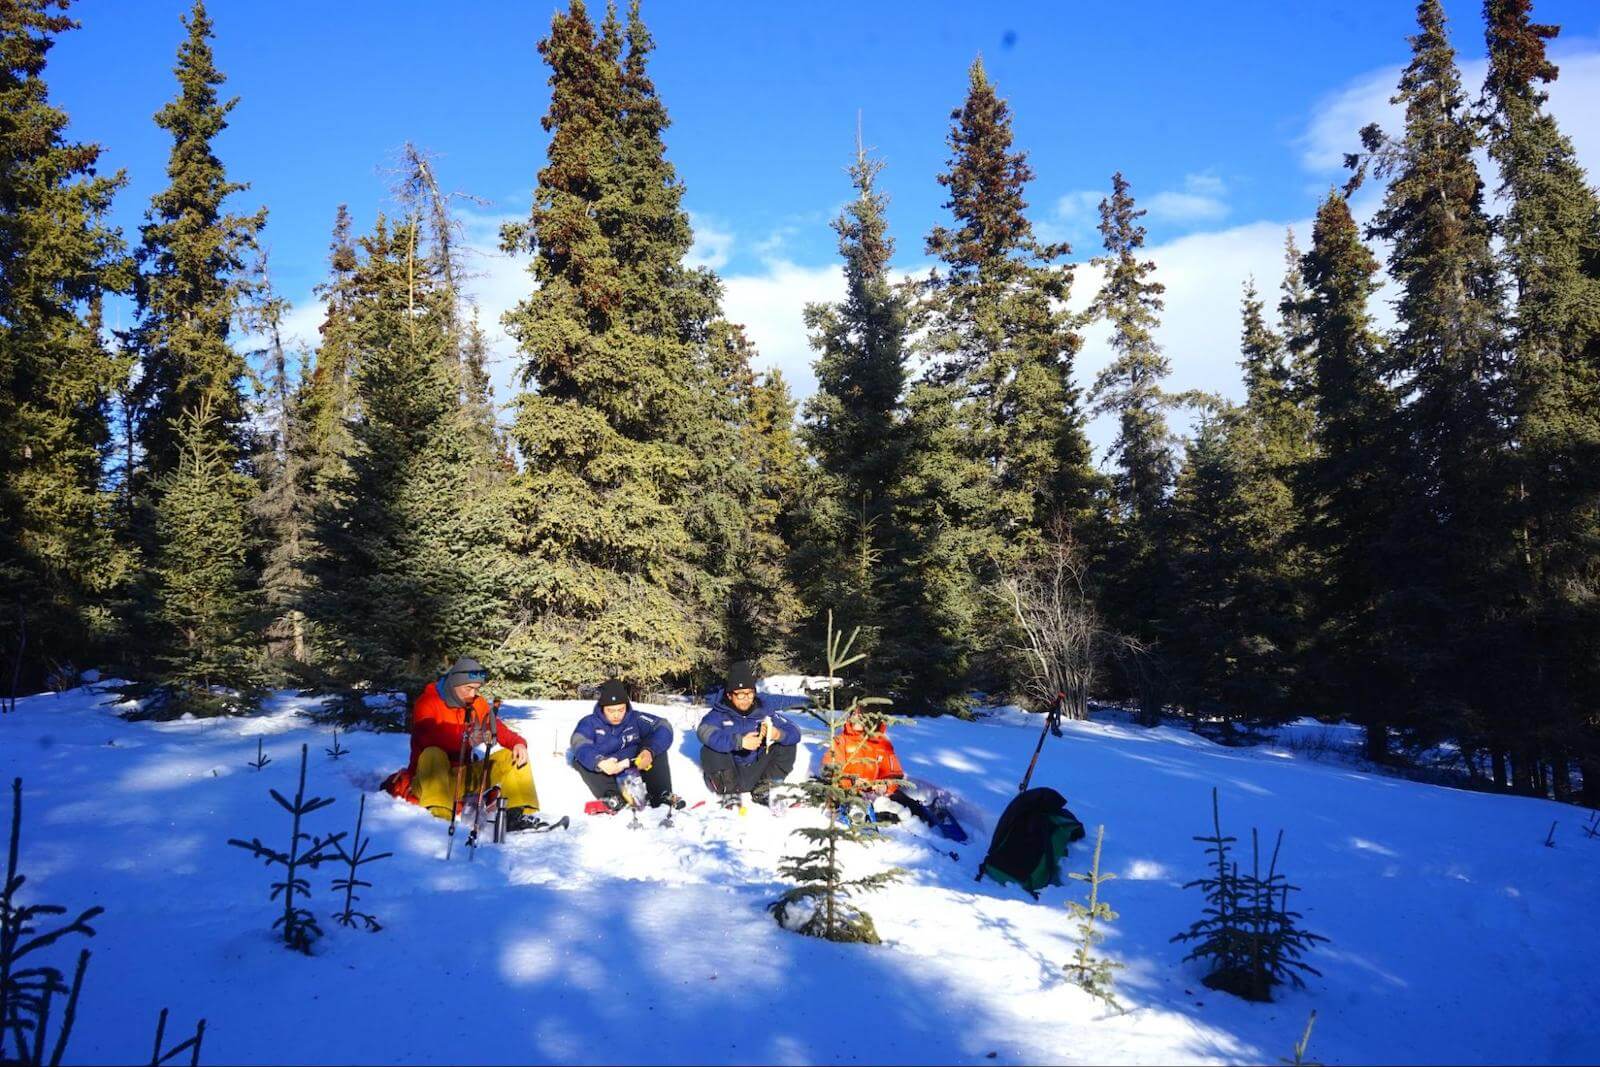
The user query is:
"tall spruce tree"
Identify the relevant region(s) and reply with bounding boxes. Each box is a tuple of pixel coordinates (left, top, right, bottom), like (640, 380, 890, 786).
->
(499, 0, 708, 691)
(1482, 0, 1600, 799)
(1088, 173, 1181, 724)
(800, 133, 910, 674)
(128, 0, 265, 483)
(1357, 0, 1513, 756)
(921, 58, 1095, 541)
(1293, 191, 1408, 762)
(307, 209, 512, 691)
(128, 0, 266, 699)
(0, 0, 133, 688)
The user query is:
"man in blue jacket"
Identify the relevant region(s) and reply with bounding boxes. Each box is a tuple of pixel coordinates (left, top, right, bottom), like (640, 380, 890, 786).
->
(696, 661, 801, 804)
(570, 679, 683, 809)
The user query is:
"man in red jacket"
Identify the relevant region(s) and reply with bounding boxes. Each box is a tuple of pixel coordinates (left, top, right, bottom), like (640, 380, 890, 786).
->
(392, 657, 541, 830)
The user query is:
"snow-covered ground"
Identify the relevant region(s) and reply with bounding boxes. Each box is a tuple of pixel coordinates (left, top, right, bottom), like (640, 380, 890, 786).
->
(2, 679, 1597, 1065)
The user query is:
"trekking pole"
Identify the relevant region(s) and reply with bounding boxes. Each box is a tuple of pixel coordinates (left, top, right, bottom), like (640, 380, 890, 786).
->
(466, 698, 500, 860)
(445, 716, 472, 860)
(1018, 693, 1065, 792)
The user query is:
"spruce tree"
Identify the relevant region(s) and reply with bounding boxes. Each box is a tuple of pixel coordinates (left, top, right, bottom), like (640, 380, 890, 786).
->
(1088, 173, 1181, 724)
(146, 401, 261, 714)
(1482, 0, 1600, 800)
(921, 58, 1096, 541)
(248, 262, 310, 671)
(1292, 192, 1409, 762)
(307, 207, 512, 693)
(126, 0, 265, 697)
(0, 0, 134, 688)
(1170, 284, 1312, 728)
(500, 0, 703, 691)
(727, 369, 807, 670)
(800, 134, 910, 673)
(1356, 0, 1513, 755)
(127, 0, 265, 483)
(882, 382, 993, 714)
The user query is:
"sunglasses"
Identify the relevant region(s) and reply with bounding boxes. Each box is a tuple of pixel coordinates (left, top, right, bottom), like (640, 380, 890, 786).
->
(458, 669, 489, 683)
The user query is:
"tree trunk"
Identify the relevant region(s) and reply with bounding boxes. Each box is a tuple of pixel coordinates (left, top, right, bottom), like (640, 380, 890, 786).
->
(1492, 748, 1508, 790)
(1363, 718, 1389, 763)
(1578, 759, 1600, 808)
(1551, 755, 1572, 803)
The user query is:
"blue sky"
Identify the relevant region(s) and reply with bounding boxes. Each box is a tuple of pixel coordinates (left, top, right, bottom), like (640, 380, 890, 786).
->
(48, 0, 1600, 456)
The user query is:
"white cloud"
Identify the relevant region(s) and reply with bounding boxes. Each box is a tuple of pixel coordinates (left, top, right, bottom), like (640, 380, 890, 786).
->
(720, 258, 844, 399)
(1146, 172, 1230, 224)
(686, 212, 734, 270)
(1298, 47, 1600, 177)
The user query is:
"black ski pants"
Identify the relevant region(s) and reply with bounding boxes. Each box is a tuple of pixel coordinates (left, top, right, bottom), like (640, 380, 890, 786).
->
(699, 743, 797, 796)
(575, 758, 674, 805)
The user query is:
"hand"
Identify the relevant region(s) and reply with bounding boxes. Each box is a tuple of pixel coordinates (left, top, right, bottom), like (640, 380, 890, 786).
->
(597, 757, 625, 776)
(511, 744, 528, 769)
(634, 749, 653, 771)
(467, 722, 492, 747)
(740, 731, 762, 751)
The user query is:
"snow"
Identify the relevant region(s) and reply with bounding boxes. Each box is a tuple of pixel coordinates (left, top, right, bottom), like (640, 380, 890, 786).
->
(2, 680, 1598, 1065)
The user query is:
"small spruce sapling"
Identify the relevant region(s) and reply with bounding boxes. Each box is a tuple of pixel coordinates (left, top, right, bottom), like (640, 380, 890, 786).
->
(1543, 820, 1557, 848)
(768, 611, 904, 944)
(1, 778, 103, 1066)
(227, 745, 346, 953)
(330, 794, 392, 931)
(1172, 788, 1327, 1001)
(1065, 824, 1123, 1010)
(149, 1007, 206, 1066)
(325, 729, 348, 760)
(1582, 812, 1599, 840)
(248, 738, 270, 771)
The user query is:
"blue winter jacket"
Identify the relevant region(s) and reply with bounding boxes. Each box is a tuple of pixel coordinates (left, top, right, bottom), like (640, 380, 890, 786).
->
(569, 703, 674, 773)
(696, 693, 801, 765)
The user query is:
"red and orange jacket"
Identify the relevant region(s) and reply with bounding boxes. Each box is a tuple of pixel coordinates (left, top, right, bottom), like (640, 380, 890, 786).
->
(384, 681, 528, 802)
(822, 719, 905, 794)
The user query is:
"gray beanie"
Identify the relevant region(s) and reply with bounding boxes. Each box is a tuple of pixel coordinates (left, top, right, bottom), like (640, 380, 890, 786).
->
(440, 656, 488, 693)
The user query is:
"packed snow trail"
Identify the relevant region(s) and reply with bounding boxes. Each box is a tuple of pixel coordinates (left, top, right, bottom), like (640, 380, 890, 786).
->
(2, 681, 1597, 1065)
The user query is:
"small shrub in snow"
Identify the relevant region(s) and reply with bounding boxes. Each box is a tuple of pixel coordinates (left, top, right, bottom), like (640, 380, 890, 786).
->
(324, 729, 349, 760)
(1, 778, 103, 1064)
(330, 794, 392, 932)
(1065, 824, 1123, 1010)
(769, 613, 903, 944)
(1583, 811, 1599, 840)
(247, 737, 271, 771)
(1279, 1009, 1321, 1066)
(1171, 787, 1328, 1002)
(227, 745, 347, 953)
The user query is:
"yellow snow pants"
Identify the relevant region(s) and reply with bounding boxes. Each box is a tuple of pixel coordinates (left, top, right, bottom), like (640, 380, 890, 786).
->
(413, 746, 540, 819)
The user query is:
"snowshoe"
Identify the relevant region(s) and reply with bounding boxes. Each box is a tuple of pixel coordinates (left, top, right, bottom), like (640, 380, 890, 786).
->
(506, 810, 568, 834)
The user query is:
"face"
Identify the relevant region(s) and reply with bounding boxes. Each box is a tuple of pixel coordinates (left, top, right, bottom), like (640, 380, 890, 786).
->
(452, 680, 484, 705)
(729, 687, 756, 712)
(602, 702, 628, 725)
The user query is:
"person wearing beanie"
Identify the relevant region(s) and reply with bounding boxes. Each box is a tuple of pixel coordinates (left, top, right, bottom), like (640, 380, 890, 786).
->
(569, 678, 682, 810)
(695, 660, 801, 804)
(383, 656, 543, 831)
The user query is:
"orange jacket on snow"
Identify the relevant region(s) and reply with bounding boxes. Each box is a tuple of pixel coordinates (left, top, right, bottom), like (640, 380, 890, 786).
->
(384, 682, 527, 802)
(822, 720, 904, 793)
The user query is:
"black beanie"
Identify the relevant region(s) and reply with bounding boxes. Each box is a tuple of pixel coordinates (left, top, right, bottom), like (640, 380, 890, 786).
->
(725, 660, 759, 693)
(596, 678, 630, 707)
